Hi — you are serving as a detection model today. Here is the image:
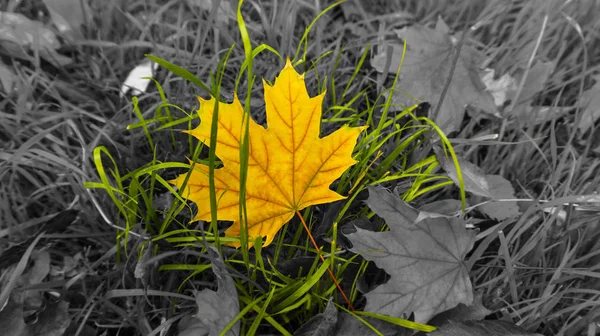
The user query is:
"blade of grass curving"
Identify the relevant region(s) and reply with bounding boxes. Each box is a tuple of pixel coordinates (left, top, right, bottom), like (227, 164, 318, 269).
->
(336, 305, 384, 336)
(353, 311, 436, 333)
(329, 50, 343, 106)
(237, 0, 255, 265)
(246, 287, 276, 335)
(377, 128, 429, 174)
(207, 46, 235, 256)
(238, 296, 292, 336)
(222, 295, 265, 335)
(348, 151, 383, 195)
(341, 44, 370, 102)
(252, 235, 271, 285)
(292, 0, 344, 62)
(348, 254, 368, 303)
(273, 256, 332, 312)
(272, 295, 310, 316)
(403, 160, 440, 201)
(145, 55, 213, 96)
(337, 102, 425, 192)
(128, 104, 196, 131)
(407, 179, 454, 201)
(147, 78, 177, 149)
(376, 41, 407, 134)
(234, 44, 281, 93)
(88, 146, 133, 259)
(297, 211, 354, 310)
(158, 264, 211, 272)
(418, 117, 467, 211)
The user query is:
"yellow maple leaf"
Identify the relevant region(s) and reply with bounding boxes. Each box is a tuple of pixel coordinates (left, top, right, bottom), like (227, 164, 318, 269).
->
(171, 58, 366, 247)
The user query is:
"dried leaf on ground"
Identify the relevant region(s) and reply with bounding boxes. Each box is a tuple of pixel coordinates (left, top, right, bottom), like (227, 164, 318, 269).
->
(371, 17, 497, 134)
(171, 58, 366, 247)
(417, 199, 463, 216)
(41, 0, 93, 40)
(178, 247, 239, 336)
(436, 149, 492, 199)
(577, 75, 600, 134)
(481, 69, 518, 107)
(344, 186, 476, 323)
(22, 250, 50, 307)
(0, 292, 70, 336)
(483, 61, 558, 123)
(436, 150, 520, 220)
(477, 175, 520, 221)
(0, 12, 60, 49)
(293, 299, 338, 336)
(0, 293, 26, 336)
(429, 320, 543, 336)
(427, 294, 491, 326)
(0, 12, 71, 66)
(0, 60, 17, 94)
(29, 300, 70, 336)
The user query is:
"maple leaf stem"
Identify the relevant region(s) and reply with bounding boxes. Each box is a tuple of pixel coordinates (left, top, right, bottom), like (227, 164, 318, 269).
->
(295, 211, 355, 311)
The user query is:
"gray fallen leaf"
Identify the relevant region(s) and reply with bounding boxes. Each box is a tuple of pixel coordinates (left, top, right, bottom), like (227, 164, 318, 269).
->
(435, 149, 493, 199)
(427, 294, 491, 326)
(0, 12, 72, 66)
(371, 17, 497, 134)
(577, 75, 600, 134)
(294, 298, 338, 336)
(0, 61, 17, 94)
(436, 150, 520, 221)
(477, 175, 520, 221)
(41, 0, 93, 41)
(345, 186, 475, 323)
(0, 12, 60, 49)
(177, 246, 239, 336)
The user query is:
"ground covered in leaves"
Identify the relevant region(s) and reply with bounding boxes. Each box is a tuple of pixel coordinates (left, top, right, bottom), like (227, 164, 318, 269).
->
(1, 0, 600, 336)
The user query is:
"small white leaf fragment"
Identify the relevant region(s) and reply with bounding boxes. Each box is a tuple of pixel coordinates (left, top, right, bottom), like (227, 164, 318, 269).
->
(481, 68, 517, 107)
(120, 60, 158, 98)
(542, 207, 567, 224)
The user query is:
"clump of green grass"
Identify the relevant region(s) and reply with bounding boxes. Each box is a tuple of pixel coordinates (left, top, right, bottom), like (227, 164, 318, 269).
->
(85, 1, 458, 333)
(2, 0, 600, 335)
